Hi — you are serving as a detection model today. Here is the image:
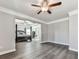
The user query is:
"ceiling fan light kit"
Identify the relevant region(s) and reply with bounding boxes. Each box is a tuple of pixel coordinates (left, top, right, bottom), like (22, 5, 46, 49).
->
(31, 0, 62, 14)
(41, 7, 48, 12)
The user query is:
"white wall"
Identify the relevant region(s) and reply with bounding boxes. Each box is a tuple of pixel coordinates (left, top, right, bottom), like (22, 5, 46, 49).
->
(47, 10, 78, 52)
(69, 10, 78, 51)
(41, 24, 48, 42)
(48, 24, 54, 42)
(54, 20, 69, 45)
(48, 19, 69, 45)
(0, 11, 15, 55)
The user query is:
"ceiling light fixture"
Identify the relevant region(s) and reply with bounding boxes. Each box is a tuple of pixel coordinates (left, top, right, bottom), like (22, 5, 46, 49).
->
(31, 0, 62, 14)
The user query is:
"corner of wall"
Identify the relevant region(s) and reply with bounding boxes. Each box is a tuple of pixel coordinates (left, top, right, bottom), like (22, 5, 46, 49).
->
(0, 49, 16, 55)
(69, 9, 78, 16)
(69, 47, 78, 52)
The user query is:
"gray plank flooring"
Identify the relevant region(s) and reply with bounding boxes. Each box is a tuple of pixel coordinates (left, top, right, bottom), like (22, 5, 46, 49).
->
(0, 41, 78, 59)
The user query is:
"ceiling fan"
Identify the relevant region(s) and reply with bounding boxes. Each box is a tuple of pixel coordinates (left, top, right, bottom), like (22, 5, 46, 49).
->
(31, 0, 62, 14)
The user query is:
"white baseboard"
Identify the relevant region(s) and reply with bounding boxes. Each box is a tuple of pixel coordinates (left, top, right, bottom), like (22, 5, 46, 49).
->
(0, 49, 16, 55)
(53, 41, 69, 46)
(40, 41, 69, 46)
(42, 41, 68, 45)
(69, 48, 78, 52)
(40, 41, 48, 43)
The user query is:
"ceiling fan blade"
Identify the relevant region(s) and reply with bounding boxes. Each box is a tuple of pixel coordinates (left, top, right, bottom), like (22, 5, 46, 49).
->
(47, 10, 52, 14)
(49, 2, 62, 7)
(37, 10, 42, 14)
(31, 4, 40, 7)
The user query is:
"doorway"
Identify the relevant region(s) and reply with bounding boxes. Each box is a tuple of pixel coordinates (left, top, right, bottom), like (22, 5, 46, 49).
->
(15, 19, 41, 42)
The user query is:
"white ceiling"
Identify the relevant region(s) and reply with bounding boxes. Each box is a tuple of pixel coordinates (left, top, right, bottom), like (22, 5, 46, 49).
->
(0, 0, 78, 22)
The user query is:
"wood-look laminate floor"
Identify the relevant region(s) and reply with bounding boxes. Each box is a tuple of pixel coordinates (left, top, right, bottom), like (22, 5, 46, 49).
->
(0, 40, 78, 59)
